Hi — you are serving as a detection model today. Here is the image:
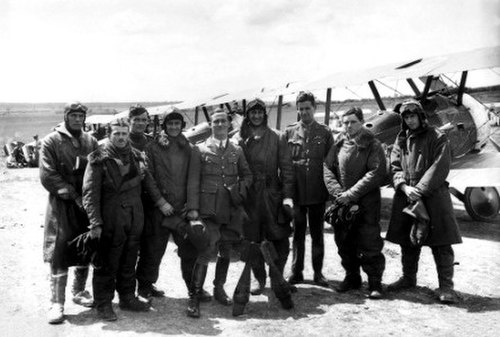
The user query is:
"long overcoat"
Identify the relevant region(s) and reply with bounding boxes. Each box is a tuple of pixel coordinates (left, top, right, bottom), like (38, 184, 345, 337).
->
(285, 121, 333, 206)
(386, 125, 462, 246)
(40, 124, 98, 268)
(234, 127, 294, 241)
(323, 127, 386, 224)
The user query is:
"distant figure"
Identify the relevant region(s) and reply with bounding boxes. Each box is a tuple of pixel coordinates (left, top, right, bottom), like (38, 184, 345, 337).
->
(39, 102, 98, 324)
(82, 118, 163, 321)
(386, 99, 462, 304)
(324, 107, 386, 299)
(22, 134, 41, 167)
(285, 91, 334, 287)
(186, 108, 253, 317)
(5, 140, 26, 168)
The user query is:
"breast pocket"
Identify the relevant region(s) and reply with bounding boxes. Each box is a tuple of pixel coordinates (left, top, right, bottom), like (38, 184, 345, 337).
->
(202, 153, 220, 175)
(226, 153, 239, 176)
(310, 136, 326, 159)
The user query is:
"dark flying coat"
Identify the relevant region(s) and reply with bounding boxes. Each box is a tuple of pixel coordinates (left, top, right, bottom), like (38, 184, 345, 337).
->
(386, 125, 462, 246)
(234, 127, 294, 241)
(40, 124, 98, 268)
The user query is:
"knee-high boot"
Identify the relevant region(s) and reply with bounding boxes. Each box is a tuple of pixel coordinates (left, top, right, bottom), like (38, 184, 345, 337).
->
(187, 263, 207, 318)
(48, 272, 67, 324)
(213, 257, 233, 305)
(182, 258, 212, 302)
(432, 246, 458, 304)
(72, 266, 93, 307)
(387, 245, 420, 291)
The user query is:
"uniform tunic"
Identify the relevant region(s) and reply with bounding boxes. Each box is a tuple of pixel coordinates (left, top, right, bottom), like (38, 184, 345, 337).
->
(187, 137, 252, 259)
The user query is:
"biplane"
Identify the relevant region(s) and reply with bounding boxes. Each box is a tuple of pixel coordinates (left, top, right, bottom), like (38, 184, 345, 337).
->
(88, 46, 500, 222)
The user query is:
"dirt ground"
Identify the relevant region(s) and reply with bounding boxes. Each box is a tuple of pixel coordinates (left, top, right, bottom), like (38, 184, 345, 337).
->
(0, 159, 499, 337)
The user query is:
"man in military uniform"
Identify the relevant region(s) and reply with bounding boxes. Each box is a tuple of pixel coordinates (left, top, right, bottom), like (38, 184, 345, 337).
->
(285, 91, 334, 287)
(186, 108, 253, 318)
(40, 102, 98, 324)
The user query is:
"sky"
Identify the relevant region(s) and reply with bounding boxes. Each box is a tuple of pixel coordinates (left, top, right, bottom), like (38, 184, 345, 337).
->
(0, 0, 499, 103)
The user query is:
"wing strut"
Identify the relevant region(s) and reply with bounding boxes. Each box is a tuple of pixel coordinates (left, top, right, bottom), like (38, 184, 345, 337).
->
(195, 107, 199, 125)
(276, 95, 283, 130)
(325, 88, 332, 126)
(457, 71, 468, 106)
(368, 81, 386, 111)
(421, 76, 434, 100)
(202, 106, 210, 121)
(406, 79, 421, 97)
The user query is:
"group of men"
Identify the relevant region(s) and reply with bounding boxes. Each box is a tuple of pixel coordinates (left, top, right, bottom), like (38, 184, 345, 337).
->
(40, 91, 461, 325)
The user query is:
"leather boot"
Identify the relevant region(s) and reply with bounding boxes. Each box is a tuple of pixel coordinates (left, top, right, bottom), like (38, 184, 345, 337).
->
(187, 263, 207, 318)
(213, 257, 232, 306)
(96, 303, 117, 321)
(182, 259, 212, 303)
(387, 245, 420, 291)
(48, 273, 67, 324)
(119, 296, 151, 311)
(433, 246, 458, 304)
(72, 266, 94, 307)
(336, 273, 362, 292)
(233, 262, 251, 316)
(368, 277, 383, 299)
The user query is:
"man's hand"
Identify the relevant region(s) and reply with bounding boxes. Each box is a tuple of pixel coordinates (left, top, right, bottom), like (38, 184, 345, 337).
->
(159, 201, 175, 216)
(401, 184, 422, 202)
(336, 192, 350, 206)
(90, 226, 102, 240)
(187, 210, 199, 221)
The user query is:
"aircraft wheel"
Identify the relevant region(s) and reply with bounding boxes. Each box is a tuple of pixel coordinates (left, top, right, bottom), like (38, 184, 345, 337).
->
(464, 187, 500, 223)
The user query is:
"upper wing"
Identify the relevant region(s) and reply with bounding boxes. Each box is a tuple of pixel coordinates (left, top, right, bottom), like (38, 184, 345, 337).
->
(290, 46, 500, 93)
(85, 114, 116, 124)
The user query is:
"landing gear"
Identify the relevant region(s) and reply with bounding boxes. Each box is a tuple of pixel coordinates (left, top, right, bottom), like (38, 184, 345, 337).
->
(463, 187, 500, 222)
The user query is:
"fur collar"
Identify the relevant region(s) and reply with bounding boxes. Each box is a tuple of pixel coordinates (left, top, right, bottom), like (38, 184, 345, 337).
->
(89, 140, 144, 164)
(335, 126, 375, 149)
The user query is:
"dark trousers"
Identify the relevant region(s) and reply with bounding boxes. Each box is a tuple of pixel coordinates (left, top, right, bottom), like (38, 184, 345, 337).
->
(334, 219, 385, 280)
(93, 219, 142, 308)
(400, 244, 455, 289)
(136, 218, 171, 291)
(291, 203, 325, 275)
(136, 216, 199, 291)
